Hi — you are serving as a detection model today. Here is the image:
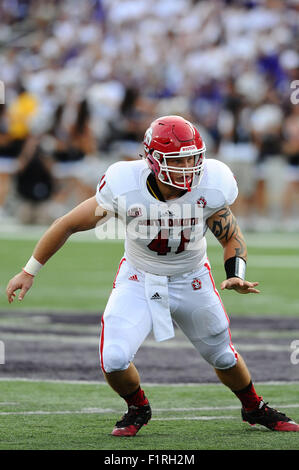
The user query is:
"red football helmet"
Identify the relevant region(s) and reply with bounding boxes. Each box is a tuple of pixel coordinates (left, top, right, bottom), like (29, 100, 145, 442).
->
(143, 115, 206, 191)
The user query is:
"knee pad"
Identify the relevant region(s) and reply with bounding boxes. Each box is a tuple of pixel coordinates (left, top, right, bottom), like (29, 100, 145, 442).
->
(101, 343, 130, 373)
(213, 348, 238, 370)
(194, 329, 238, 370)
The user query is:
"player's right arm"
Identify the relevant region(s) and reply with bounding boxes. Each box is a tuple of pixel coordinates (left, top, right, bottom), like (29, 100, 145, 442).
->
(6, 196, 108, 303)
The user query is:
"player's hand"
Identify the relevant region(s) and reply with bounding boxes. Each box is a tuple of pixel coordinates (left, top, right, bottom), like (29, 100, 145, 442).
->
(6, 271, 34, 303)
(220, 277, 260, 294)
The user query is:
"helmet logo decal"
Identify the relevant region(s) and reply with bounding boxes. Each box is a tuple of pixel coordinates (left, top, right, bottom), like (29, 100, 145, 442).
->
(144, 127, 153, 148)
(180, 145, 197, 154)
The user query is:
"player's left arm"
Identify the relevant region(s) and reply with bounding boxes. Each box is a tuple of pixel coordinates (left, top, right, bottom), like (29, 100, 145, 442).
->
(206, 206, 260, 294)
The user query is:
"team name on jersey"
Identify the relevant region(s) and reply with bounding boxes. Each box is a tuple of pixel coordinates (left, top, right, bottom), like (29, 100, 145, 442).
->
(137, 217, 199, 227)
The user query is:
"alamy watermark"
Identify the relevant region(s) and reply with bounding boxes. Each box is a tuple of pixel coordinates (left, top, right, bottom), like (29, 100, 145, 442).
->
(94, 198, 204, 252)
(290, 80, 299, 105)
(290, 340, 299, 365)
(0, 341, 5, 364)
(0, 80, 5, 104)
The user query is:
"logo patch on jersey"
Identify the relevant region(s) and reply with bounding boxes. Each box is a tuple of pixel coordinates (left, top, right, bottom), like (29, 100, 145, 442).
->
(151, 292, 162, 300)
(197, 197, 207, 208)
(192, 278, 202, 290)
(127, 207, 143, 217)
(129, 274, 139, 282)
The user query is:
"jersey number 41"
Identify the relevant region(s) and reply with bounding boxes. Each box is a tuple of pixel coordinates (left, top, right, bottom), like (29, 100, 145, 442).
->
(147, 228, 191, 255)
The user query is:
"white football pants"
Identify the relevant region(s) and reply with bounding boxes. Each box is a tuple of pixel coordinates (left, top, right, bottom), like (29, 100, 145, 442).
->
(99, 257, 238, 373)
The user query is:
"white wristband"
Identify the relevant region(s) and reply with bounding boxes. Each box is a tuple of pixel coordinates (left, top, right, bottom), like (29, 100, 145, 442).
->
(23, 256, 43, 277)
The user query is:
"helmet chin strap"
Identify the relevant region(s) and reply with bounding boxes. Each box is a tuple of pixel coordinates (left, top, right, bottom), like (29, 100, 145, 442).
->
(185, 177, 191, 192)
(180, 173, 192, 192)
(168, 171, 193, 192)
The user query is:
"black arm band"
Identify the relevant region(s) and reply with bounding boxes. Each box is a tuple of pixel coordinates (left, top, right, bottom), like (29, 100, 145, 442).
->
(225, 257, 246, 280)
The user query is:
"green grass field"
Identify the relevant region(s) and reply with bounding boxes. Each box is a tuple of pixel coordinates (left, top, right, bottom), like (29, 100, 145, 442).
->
(0, 231, 298, 315)
(0, 380, 299, 450)
(0, 230, 299, 451)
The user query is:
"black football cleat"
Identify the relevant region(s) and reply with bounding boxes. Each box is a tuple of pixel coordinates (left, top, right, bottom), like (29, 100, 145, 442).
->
(111, 403, 152, 436)
(242, 400, 299, 431)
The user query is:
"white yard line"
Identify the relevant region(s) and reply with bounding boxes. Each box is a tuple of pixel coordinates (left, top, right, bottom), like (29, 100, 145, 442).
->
(1, 403, 299, 418)
(81, 404, 299, 412)
(0, 408, 237, 421)
(0, 402, 19, 405)
(0, 377, 299, 387)
(154, 416, 237, 421)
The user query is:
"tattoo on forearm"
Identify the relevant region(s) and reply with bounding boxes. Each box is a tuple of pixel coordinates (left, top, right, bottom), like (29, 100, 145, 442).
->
(207, 207, 247, 258)
(233, 231, 247, 258)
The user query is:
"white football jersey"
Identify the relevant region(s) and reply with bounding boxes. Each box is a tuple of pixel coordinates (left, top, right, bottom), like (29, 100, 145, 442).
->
(96, 159, 238, 276)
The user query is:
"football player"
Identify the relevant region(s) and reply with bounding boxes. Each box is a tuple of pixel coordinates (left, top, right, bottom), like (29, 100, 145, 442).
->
(6, 115, 299, 435)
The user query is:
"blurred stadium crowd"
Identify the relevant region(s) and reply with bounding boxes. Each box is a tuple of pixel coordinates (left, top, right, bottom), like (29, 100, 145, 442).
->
(0, 0, 299, 230)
